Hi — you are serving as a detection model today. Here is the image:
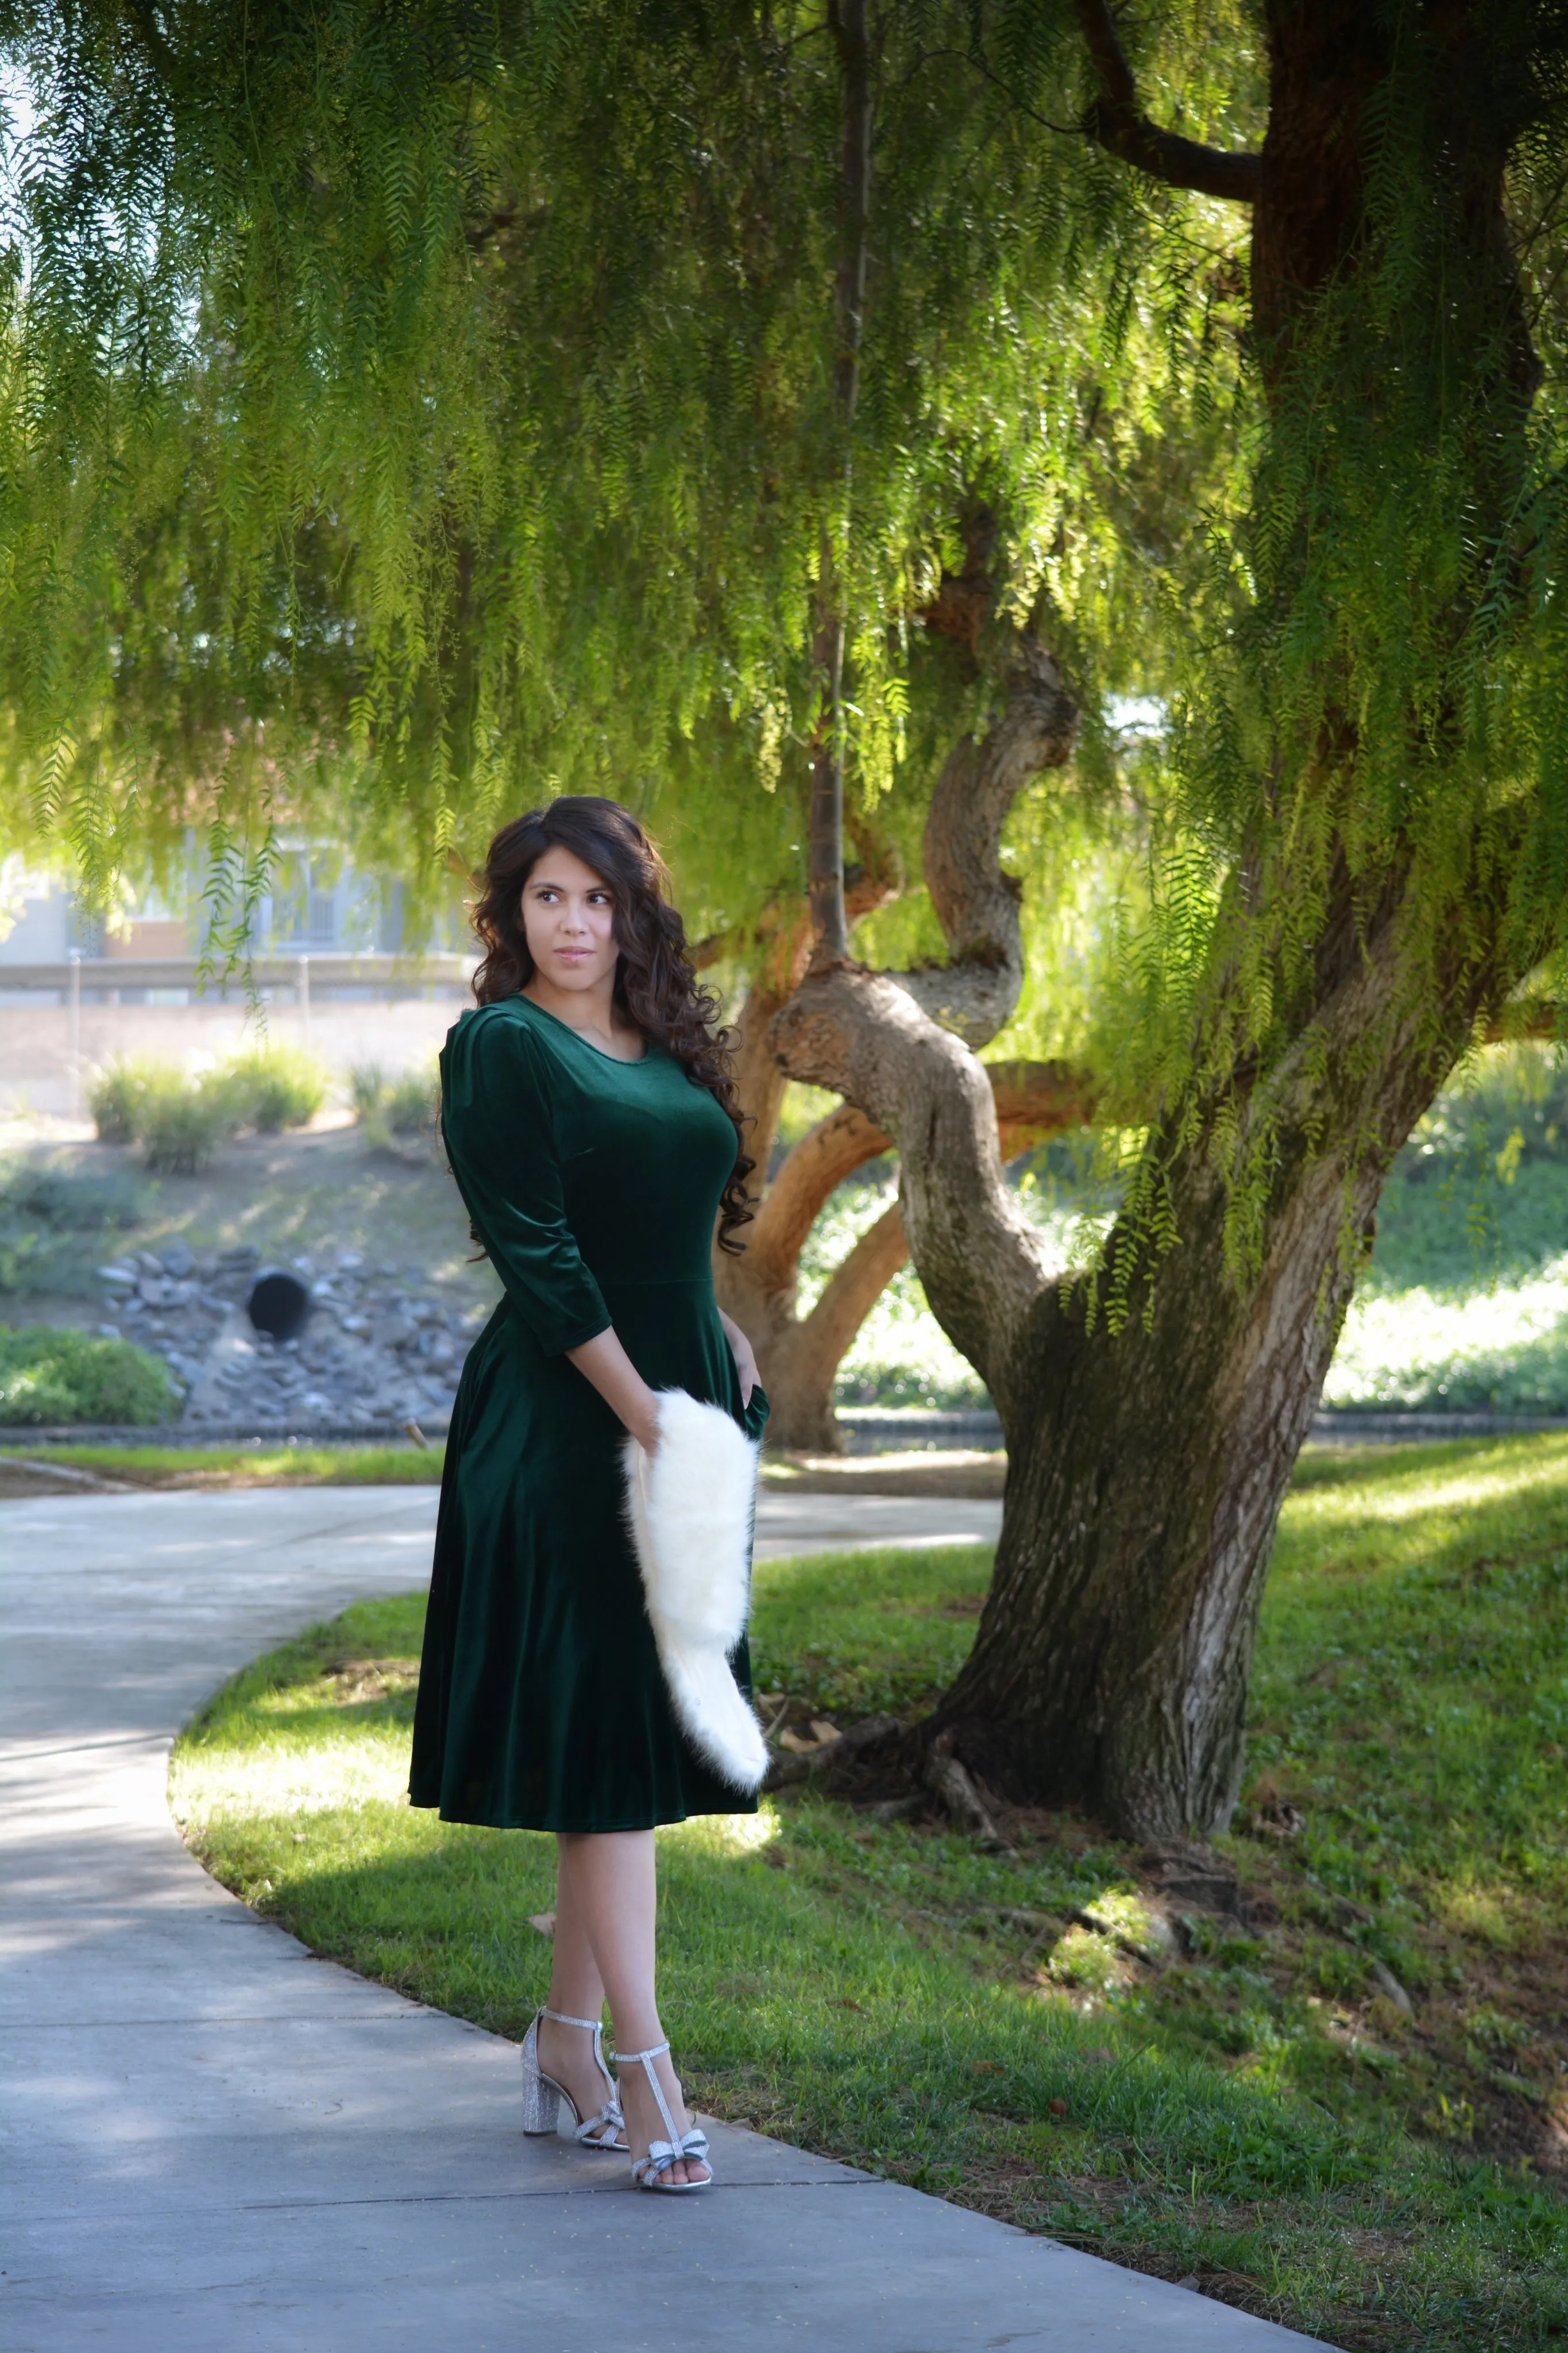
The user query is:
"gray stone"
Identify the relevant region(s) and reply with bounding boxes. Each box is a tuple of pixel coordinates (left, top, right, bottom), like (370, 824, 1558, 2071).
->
(1, 1486, 1312, 2351)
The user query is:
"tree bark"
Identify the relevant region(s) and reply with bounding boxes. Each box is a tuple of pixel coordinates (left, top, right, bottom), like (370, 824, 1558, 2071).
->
(718, 1062, 1095, 1449)
(940, 848, 1532, 1833)
(727, 624, 1079, 1449)
(769, 0, 1561, 1834)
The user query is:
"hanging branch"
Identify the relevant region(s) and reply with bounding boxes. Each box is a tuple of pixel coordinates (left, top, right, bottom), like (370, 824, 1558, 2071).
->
(808, 0, 874, 967)
(1073, 0, 1260, 205)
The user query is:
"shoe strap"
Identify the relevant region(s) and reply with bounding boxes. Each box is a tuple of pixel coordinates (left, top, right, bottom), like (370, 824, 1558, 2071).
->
(542, 2006, 619, 2102)
(618, 2039, 681, 2151)
(574, 2103, 626, 2146)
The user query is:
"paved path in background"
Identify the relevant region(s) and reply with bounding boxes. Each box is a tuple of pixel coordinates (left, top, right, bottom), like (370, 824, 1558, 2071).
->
(3, 1487, 1318, 2352)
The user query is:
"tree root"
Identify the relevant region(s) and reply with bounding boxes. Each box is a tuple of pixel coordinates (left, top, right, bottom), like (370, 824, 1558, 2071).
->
(923, 1730, 1019, 1858)
(763, 1711, 903, 1790)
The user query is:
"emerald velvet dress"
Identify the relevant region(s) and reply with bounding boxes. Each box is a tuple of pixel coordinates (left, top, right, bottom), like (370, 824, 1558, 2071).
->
(408, 992, 767, 1832)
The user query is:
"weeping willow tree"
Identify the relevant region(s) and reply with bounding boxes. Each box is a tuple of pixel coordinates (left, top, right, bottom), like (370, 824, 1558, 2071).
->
(9, 0, 1565, 1838)
(773, 0, 1568, 1834)
(0, 0, 1172, 1398)
(0, 0, 1146, 924)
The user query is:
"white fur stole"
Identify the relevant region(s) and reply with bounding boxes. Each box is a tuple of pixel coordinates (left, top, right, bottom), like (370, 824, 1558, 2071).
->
(621, 1389, 767, 1792)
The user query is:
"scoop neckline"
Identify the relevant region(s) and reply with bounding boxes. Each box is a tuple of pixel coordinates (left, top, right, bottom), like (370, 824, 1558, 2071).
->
(512, 992, 654, 1067)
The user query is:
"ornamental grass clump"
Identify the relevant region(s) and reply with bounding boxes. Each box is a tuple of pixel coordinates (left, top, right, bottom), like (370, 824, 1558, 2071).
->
(347, 1063, 388, 1121)
(133, 1067, 236, 1176)
(354, 1061, 437, 1151)
(383, 1066, 436, 1138)
(219, 1044, 329, 1135)
(87, 1056, 159, 1145)
(0, 1323, 176, 1424)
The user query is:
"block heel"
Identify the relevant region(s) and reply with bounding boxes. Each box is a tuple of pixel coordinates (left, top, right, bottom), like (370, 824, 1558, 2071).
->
(520, 2008, 625, 2150)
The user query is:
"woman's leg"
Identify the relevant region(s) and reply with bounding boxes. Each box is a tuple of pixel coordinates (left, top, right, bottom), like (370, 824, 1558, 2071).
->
(555, 1829, 709, 2185)
(535, 1839, 623, 2135)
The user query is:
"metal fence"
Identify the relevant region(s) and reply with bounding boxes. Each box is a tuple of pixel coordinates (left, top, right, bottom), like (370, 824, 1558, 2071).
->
(0, 954, 476, 1118)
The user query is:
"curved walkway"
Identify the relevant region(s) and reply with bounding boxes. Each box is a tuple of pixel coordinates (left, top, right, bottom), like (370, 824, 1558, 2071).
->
(3, 1486, 1316, 2351)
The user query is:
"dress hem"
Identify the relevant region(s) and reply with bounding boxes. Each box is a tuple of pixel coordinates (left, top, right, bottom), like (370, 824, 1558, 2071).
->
(407, 1792, 759, 1832)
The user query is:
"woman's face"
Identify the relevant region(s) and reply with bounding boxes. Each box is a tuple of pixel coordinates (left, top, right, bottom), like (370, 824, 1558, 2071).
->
(520, 846, 619, 996)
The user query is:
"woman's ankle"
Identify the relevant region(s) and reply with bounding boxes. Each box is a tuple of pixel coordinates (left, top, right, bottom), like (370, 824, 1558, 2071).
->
(620, 2054, 689, 2142)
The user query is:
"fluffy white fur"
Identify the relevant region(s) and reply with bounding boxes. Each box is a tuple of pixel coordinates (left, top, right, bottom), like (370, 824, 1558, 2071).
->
(621, 1388, 767, 1793)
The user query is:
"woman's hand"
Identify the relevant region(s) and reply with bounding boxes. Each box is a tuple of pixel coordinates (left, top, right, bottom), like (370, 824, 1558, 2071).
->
(565, 1328, 663, 1455)
(717, 1309, 759, 1409)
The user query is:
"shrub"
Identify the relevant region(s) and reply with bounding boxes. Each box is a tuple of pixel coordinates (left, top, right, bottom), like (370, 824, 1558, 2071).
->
(384, 1065, 437, 1137)
(0, 1162, 146, 1297)
(87, 1056, 159, 1144)
(357, 1060, 437, 1149)
(221, 1043, 329, 1134)
(348, 1063, 388, 1121)
(0, 1322, 177, 1424)
(134, 1068, 237, 1175)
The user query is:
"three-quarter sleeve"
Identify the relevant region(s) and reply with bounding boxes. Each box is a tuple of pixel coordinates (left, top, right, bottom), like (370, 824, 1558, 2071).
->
(441, 1010, 611, 1356)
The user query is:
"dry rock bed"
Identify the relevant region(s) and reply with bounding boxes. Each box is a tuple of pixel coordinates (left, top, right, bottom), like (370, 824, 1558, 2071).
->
(5, 1123, 505, 1434)
(100, 1239, 491, 1431)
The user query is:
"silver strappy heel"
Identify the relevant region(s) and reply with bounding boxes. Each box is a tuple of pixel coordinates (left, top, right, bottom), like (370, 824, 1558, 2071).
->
(520, 2007, 625, 2150)
(620, 2038, 712, 2192)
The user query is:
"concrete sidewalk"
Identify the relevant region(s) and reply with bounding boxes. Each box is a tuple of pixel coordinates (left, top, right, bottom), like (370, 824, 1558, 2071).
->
(2, 1486, 1320, 2351)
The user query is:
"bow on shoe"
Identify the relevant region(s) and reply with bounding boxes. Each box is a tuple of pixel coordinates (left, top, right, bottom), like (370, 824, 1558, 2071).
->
(631, 2126, 710, 2189)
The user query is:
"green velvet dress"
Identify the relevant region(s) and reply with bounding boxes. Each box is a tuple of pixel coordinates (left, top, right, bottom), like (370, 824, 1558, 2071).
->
(408, 992, 767, 1831)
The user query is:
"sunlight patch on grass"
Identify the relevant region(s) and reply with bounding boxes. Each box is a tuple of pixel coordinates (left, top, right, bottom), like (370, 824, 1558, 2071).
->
(659, 1803, 780, 1858)
(1281, 1432, 1568, 1545)
(1430, 1883, 1539, 1952)
(171, 1735, 408, 1819)
(1323, 1260, 1568, 1411)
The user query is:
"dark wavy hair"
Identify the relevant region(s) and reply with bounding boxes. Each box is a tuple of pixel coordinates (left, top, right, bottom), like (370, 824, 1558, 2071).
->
(470, 796, 755, 1252)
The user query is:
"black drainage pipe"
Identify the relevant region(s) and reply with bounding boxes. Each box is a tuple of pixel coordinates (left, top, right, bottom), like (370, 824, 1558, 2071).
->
(246, 1268, 313, 1344)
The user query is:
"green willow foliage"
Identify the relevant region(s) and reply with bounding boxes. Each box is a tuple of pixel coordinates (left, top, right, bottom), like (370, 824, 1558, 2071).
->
(10, 0, 1563, 1306)
(0, 0, 1253, 953)
(1077, 7, 1568, 1322)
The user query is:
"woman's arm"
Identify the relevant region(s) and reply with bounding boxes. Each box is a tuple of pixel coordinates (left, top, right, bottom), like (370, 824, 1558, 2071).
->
(717, 1309, 758, 1409)
(566, 1327, 663, 1453)
(567, 1310, 759, 1445)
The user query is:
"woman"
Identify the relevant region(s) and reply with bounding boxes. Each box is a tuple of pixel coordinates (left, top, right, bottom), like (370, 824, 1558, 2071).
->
(410, 796, 769, 2194)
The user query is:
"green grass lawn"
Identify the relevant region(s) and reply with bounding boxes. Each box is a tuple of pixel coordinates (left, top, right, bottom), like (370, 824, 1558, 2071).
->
(0, 1441, 444, 1483)
(171, 1437, 1568, 2352)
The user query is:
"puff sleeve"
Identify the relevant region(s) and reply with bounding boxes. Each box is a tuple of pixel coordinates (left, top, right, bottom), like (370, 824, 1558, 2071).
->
(439, 1010, 611, 1356)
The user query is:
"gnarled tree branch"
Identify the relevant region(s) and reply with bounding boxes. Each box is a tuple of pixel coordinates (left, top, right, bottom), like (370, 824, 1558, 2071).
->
(773, 581, 1083, 1415)
(899, 634, 1079, 1044)
(719, 1052, 1096, 1446)
(738, 1100, 891, 1304)
(770, 965, 1055, 1413)
(1074, 0, 1261, 205)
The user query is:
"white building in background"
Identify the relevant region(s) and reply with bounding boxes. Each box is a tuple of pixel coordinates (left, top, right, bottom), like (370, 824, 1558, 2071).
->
(0, 843, 467, 996)
(0, 844, 474, 1118)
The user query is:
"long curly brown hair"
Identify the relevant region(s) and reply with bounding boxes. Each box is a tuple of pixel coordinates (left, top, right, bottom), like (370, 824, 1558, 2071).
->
(470, 796, 755, 1252)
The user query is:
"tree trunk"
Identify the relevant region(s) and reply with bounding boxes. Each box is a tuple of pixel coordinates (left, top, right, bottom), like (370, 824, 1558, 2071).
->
(770, 0, 1558, 1834)
(725, 626, 1079, 1448)
(940, 858, 1520, 1833)
(718, 1060, 1095, 1449)
(758, 1202, 910, 1450)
